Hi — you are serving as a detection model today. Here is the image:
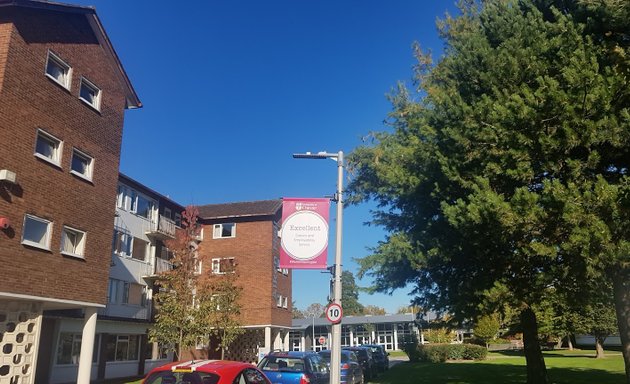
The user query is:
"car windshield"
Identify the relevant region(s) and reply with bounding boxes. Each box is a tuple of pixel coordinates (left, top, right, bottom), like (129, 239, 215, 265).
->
(144, 370, 220, 384)
(259, 357, 306, 373)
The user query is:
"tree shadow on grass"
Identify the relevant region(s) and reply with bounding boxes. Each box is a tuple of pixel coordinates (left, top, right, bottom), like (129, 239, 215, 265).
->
(372, 361, 623, 384)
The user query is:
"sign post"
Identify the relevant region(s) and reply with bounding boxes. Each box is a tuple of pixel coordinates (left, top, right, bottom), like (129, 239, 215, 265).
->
(292, 151, 344, 384)
(326, 303, 343, 324)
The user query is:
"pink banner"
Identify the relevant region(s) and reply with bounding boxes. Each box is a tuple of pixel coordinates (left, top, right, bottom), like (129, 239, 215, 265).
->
(279, 198, 330, 269)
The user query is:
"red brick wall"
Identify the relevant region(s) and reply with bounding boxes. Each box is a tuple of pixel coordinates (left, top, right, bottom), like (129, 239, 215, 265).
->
(0, 22, 10, 93)
(199, 219, 292, 327)
(0, 8, 130, 305)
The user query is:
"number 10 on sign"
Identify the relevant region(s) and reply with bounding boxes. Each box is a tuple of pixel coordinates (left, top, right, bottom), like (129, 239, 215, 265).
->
(326, 303, 343, 324)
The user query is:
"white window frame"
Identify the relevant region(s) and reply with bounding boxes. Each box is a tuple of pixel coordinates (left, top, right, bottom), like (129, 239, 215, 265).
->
(35, 129, 63, 167)
(21, 214, 52, 250)
(211, 257, 235, 274)
(45, 50, 72, 90)
(213, 223, 236, 239)
(277, 295, 283, 308)
(283, 296, 288, 308)
(70, 148, 94, 181)
(194, 258, 203, 275)
(61, 225, 86, 259)
(79, 77, 102, 111)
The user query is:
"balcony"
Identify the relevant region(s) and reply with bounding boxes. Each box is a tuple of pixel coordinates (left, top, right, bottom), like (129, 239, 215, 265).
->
(145, 215, 176, 239)
(142, 257, 174, 281)
(98, 304, 152, 321)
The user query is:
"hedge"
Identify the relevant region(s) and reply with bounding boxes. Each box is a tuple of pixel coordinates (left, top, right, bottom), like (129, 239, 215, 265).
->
(417, 343, 487, 363)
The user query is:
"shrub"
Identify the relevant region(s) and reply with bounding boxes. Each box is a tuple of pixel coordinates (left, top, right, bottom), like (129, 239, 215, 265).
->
(425, 328, 455, 343)
(399, 333, 422, 362)
(462, 344, 488, 360)
(417, 343, 487, 363)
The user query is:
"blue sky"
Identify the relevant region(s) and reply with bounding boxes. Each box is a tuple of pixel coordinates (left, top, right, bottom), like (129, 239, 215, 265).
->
(74, 0, 457, 314)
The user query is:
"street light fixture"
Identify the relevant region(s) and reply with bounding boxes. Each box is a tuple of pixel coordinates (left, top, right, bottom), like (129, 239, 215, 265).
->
(292, 150, 344, 384)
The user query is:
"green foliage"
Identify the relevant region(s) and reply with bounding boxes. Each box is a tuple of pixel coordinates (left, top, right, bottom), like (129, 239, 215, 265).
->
(418, 343, 487, 363)
(341, 271, 365, 316)
(150, 206, 243, 359)
(204, 261, 244, 359)
(474, 314, 501, 346)
(347, 0, 630, 379)
(399, 333, 422, 362)
(150, 206, 209, 359)
(425, 328, 455, 344)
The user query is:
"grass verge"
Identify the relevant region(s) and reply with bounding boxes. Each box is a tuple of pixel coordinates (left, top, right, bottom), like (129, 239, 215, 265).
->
(374, 349, 625, 384)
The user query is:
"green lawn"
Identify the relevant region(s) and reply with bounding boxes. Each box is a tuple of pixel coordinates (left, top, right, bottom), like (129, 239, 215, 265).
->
(374, 350, 625, 384)
(97, 350, 625, 384)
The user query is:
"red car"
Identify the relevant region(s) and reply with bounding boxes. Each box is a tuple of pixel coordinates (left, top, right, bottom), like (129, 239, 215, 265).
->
(142, 360, 271, 384)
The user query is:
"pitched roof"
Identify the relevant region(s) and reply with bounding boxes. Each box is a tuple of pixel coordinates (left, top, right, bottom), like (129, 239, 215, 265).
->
(198, 199, 282, 220)
(0, 0, 141, 108)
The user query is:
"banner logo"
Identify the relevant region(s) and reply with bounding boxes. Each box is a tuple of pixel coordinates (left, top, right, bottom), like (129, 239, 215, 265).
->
(280, 198, 330, 269)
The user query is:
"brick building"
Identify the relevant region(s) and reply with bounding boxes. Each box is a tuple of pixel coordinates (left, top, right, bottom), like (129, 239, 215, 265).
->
(197, 200, 293, 363)
(43, 174, 182, 383)
(0, 1, 140, 383)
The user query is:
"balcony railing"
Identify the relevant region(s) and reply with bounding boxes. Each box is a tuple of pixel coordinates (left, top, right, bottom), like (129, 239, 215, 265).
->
(143, 257, 175, 280)
(145, 215, 176, 239)
(98, 304, 152, 321)
(155, 257, 174, 274)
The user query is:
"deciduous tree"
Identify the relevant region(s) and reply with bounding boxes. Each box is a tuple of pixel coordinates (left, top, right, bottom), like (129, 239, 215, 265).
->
(150, 206, 209, 359)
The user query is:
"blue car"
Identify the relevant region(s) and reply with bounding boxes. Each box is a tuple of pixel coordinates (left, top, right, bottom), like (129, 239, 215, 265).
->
(258, 351, 329, 384)
(318, 349, 364, 384)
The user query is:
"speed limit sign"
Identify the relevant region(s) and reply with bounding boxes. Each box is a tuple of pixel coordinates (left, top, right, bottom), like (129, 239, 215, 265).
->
(326, 303, 343, 323)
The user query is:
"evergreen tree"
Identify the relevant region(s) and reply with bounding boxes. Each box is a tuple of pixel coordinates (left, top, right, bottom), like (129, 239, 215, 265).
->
(341, 271, 365, 315)
(347, 1, 630, 382)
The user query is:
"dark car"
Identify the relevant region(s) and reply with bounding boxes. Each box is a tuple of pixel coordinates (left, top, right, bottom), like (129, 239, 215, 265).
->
(258, 351, 329, 384)
(142, 359, 270, 384)
(361, 344, 389, 372)
(318, 349, 364, 384)
(342, 347, 377, 381)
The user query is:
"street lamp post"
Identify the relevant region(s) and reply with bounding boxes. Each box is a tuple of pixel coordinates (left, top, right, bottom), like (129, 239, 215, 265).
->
(293, 151, 344, 384)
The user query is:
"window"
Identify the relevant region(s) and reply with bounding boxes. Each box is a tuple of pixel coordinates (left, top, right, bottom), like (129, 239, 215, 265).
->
(136, 195, 155, 220)
(56, 333, 99, 365)
(35, 129, 63, 166)
(45, 51, 71, 89)
(283, 296, 288, 309)
(105, 334, 139, 361)
(174, 213, 182, 227)
(22, 214, 52, 250)
(70, 148, 93, 181)
(61, 226, 86, 258)
(163, 207, 172, 219)
(211, 257, 235, 274)
(79, 77, 101, 111)
(108, 279, 130, 304)
(277, 295, 283, 308)
(127, 283, 146, 306)
(131, 237, 148, 261)
(213, 223, 236, 239)
(116, 185, 155, 220)
(112, 230, 131, 257)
